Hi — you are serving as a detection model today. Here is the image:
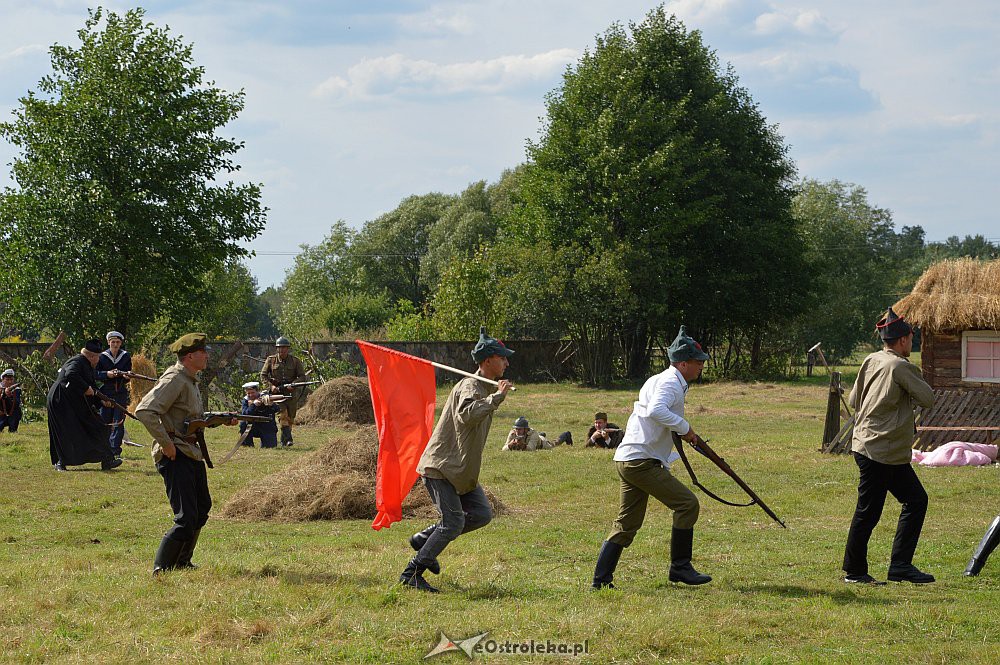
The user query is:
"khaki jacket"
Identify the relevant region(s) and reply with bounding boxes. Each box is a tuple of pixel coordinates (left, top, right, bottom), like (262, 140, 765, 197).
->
(850, 349, 936, 464)
(261, 353, 307, 389)
(136, 362, 205, 463)
(417, 373, 506, 494)
(502, 428, 552, 451)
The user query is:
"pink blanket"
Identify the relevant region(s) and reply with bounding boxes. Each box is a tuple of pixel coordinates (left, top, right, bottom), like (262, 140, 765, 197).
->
(911, 442, 999, 467)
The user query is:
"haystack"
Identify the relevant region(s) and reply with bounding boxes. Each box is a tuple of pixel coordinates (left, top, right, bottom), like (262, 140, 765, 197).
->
(296, 375, 374, 425)
(894, 258, 1000, 331)
(219, 425, 508, 522)
(127, 353, 158, 411)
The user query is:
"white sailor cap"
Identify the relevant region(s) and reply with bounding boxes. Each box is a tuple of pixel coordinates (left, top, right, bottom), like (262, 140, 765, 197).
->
(106, 330, 125, 341)
(242, 381, 260, 390)
(1, 369, 14, 378)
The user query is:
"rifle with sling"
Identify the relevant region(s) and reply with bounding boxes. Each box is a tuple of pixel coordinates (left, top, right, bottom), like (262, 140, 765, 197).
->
(174, 412, 272, 468)
(672, 432, 786, 528)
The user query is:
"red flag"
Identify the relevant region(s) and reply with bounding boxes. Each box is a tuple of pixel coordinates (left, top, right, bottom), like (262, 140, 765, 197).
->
(357, 340, 437, 530)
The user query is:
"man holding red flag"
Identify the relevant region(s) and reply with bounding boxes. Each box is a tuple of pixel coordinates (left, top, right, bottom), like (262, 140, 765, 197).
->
(400, 328, 514, 592)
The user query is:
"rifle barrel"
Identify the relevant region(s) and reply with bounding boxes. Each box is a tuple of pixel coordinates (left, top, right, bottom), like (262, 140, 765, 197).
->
(689, 435, 787, 528)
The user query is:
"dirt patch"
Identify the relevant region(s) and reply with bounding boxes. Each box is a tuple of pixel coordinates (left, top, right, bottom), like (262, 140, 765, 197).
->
(219, 425, 507, 522)
(296, 376, 375, 426)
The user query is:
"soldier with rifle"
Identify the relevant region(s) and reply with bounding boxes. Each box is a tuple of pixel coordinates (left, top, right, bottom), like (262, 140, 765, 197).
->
(95, 331, 132, 460)
(585, 412, 624, 448)
(591, 326, 712, 590)
(0, 368, 23, 433)
(502, 416, 553, 451)
(261, 336, 309, 446)
(136, 333, 239, 575)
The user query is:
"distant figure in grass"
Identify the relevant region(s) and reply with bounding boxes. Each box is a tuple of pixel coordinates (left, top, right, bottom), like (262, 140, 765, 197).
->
(47, 340, 121, 472)
(401, 327, 514, 592)
(95, 330, 132, 460)
(0, 369, 23, 433)
(239, 381, 281, 448)
(585, 411, 624, 449)
(502, 416, 553, 451)
(591, 325, 712, 590)
(137, 333, 236, 576)
(842, 307, 936, 585)
(261, 336, 308, 446)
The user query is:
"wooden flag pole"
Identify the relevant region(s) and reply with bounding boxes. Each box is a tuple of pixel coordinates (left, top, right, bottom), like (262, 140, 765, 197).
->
(429, 361, 516, 391)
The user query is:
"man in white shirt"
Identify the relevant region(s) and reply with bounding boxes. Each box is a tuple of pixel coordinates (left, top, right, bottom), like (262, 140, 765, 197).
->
(591, 326, 711, 589)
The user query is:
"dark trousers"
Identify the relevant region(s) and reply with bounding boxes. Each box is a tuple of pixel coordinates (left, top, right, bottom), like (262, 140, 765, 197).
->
(843, 452, 928, 575)
(156, 452, 211, 543)
(100, 400, 126, 456)
(414, 477, 493, 567)
(0, 414, 20, 433)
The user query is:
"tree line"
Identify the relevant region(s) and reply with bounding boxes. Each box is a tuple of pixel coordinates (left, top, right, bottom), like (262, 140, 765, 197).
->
(0, 7, 995, 384)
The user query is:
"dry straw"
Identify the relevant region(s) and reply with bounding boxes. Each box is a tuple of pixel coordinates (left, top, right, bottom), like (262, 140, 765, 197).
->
(127, 354, 158, 411)
(894, 258, 1000, 332)
(296, 375, 375, 426)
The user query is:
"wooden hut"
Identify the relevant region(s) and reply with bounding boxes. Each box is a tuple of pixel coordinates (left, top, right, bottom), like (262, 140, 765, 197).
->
(892, 258, 1000, 449)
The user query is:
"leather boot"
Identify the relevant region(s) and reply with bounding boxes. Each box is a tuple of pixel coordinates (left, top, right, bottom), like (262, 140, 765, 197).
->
(668, 527, 712, 585)
(176, 529, 201, 569)
(591, 540, 624, 590)
(153, 535, 186, 576)
(409, 526, 440, 574)
(966, 515, 1000, 576)
(281, 426, 293, 446)
(399, 558, 439, 592)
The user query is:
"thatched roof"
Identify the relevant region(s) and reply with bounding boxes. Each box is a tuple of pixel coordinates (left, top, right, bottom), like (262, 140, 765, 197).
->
(894, 258, 1000, 331)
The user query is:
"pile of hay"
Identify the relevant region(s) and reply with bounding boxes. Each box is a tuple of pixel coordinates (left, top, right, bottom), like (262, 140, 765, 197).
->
(296, 376, 375, 425)
(219, 425, 507, 522)
(128, 354, 158, 411)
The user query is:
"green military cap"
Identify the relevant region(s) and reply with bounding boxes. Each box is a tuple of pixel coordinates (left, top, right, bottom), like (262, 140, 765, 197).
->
(169, 332, 209, 356)
(471, 326, 514, 364)
(667, 325, 710, 362)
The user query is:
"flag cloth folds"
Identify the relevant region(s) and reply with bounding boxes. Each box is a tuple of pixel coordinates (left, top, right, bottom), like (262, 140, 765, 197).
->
(357, 340, 437, 530)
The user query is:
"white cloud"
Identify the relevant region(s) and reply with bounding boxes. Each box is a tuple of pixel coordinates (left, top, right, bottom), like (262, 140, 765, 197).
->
(396, 7, 473, 37)
(664, 0, 746, 24)
(0, 44, 45, 60)
(311, 48, 578, 101)
(753, 8, 838, 39)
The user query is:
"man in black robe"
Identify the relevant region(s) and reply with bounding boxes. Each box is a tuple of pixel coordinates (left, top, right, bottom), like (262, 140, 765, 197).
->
(48, 339, 122, 471)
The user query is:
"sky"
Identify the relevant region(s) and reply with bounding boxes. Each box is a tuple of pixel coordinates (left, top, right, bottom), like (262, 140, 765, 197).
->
(0, 1, 997, 288)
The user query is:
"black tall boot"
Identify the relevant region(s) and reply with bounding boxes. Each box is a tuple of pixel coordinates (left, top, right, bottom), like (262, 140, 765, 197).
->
(591, 540, 624, 590)
(176, 529, 201, 569)
(966, 515, 1000, 576)
(153, 535, 186, 576)
(281, 426, 293, 446)
(399, 557, 439, 592)
(668, 527, 712, 585)
(409, 525, 440, 574)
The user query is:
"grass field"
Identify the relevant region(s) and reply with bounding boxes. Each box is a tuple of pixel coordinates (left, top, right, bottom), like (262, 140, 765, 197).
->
(3, 367, 1000, 663)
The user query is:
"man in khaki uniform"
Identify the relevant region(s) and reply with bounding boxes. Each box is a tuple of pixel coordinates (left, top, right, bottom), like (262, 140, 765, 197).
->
(502, 416, 553, 451)
(842, 307, 936, 585)
(137, 333, 227, 575)
(401, 328, 514, 592)
(261, 336, 307, 446)
(591, 326, 711, 590)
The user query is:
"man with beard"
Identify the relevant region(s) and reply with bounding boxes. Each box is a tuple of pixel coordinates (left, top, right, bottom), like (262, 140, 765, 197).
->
(48, 340, 121, 471)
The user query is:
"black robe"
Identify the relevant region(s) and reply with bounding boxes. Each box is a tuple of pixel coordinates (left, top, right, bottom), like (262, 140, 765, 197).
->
(48, 354, 111, 466)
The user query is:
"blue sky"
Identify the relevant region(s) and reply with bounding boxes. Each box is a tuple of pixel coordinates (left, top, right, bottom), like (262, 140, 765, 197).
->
(1, 1, 997, 288)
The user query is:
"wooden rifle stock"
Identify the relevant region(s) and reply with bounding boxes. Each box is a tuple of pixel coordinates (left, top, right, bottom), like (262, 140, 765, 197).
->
(672, 432, 786, 528)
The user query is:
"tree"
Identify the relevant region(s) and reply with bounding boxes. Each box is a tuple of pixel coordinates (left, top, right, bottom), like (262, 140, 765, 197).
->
(278, 221, 356, 337)
(0, 7, 265, 340)
(512, 6, 806, 381)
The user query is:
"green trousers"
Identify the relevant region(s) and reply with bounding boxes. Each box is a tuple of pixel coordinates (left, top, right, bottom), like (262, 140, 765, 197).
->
(607, 459, 700, 547)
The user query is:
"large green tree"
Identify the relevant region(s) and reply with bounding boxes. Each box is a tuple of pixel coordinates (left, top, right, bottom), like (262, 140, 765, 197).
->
(0, 7, 265, 340)
(513, 7, 807, 381)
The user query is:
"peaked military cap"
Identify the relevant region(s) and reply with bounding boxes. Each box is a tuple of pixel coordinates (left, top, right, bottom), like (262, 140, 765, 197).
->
(471, 326, 514, 364)
(83, 339, 102, 353)
(169, 332, 209, 356)
(1, 369, 14, 378)
(242, 381, 260, 390)
(876, 307, 912, 341)
(275, 336, 291, 347)
(667, 326, 710, 362)
(513, 416, 529, 428)
(106, 330, 124, 341)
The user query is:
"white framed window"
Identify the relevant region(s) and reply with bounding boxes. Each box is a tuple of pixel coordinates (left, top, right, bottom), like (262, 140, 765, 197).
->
(962, 330, 1000, 383)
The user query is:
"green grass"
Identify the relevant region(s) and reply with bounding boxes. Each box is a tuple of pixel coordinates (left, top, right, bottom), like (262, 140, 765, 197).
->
(2, 377, 999, 664)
